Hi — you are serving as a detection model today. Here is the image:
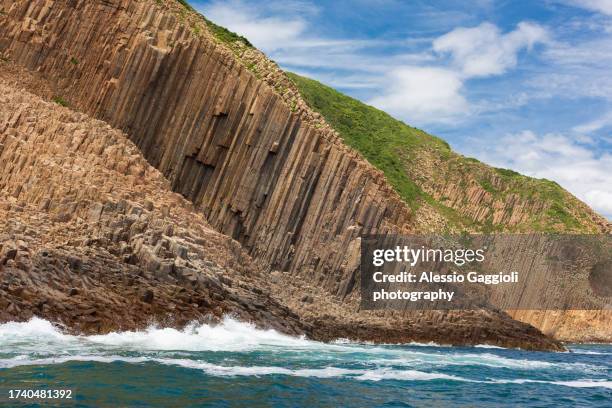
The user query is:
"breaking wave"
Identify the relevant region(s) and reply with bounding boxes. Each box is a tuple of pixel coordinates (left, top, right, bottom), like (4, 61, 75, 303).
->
(0, 317, 610, 390)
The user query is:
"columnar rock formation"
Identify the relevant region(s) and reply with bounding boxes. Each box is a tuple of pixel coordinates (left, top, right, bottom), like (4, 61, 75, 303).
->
(0, 70, 564, 350)
(0, 0, 608, 345)
(0, 0, 411, 299)
(0, 77, 308, 334)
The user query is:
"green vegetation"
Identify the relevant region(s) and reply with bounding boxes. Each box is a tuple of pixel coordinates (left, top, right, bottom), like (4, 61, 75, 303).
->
(201, 16, 252, 47)
(287, 72, 592, 232)
(52, 96, 69, 107)
(495, 167, 521, 178)
(167, 0, 252, 46)
(70, 57, 79, 65)
(183, 8, 596, 232)
(478, 178, 497, 195)
(176, 0, 194, 12)
(287, 72, 450, 209)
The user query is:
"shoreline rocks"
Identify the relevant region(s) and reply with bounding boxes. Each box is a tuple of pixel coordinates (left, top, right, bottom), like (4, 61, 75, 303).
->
(0, 76, 564, 351)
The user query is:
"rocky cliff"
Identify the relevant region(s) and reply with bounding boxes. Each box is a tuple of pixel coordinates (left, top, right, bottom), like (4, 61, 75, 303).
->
(0, 64, 563, 350)
(0, 0, 412, 300)
(288, 73, 612, 342)
(0, 73, 308, 335)
(288, 73, 610, 235)
(0, 0, 607, 346)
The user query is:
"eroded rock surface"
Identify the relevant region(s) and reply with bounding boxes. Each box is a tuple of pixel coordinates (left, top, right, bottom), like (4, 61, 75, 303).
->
(0, 0, 602, 347)
(0, 79, 305, 335)
(0, 74, 565, 350)
(0, 0, 412, 301)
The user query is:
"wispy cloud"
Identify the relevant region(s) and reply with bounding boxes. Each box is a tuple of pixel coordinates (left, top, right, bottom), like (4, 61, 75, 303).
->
(197, 0, 611, 218)
(201, 0, 396, 76)
(573, 110, 612, 132)
(368, 22, 547, 124)
(200, 1, 547, 125)
(558, 0, 612, 16)
(433, 22, 548, 77)
(369, 67, 468, 123)
(203, 0, 310, 51)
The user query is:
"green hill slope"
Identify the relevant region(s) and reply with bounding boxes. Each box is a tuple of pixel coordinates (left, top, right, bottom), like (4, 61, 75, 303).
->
(286, 73, 607, 233)
(163, 0, 607, 233)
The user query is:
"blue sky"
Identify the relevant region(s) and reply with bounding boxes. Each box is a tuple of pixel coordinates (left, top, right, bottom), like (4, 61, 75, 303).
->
(194, 0, 611, 218)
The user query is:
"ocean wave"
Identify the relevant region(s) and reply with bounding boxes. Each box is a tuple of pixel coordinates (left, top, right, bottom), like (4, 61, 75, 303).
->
(568, 350, 611, 356)
(0, 316, 318, 353)
(0, 354, 469, 382)
(3, 354, 609, 389)
(355, 368, 470, 382)
(369, 351, 603, 372)
(474, 344, 506, 349)
(0, 318, 72, 342)
(0, 317, 605, 376)
(0, 317, 518, 358)
(490, 378, 612, 389)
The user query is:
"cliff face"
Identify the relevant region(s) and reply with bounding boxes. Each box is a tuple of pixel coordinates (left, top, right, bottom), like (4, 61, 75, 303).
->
(0, 63, 565, 351)
(288, 73, 611, 342)
(0, 73, 306, 335)
(0, 0, 411, 300)
(0, 0, 607, 345)
(404, 150, 609, 233)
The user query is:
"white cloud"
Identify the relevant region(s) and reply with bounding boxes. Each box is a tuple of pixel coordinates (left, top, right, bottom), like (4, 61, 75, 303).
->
(433, 22, 548, 77)
(200, 0, 550, 125)
(464, 130, 612, 218)
(561, 0, 612, 15)
(199, 1, 610, 218)
(585, 190, 612, 214)
(573, 110, 612, 132)
(201, 0, 393, 76)
(369, 67, 469, 123)
(367, 22, 547, 123)
(544, 37, 612, 68)
(531, 36, 612, 100)
(203, 0, 308, 51)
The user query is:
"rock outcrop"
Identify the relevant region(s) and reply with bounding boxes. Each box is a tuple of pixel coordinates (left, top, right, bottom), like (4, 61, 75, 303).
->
(284, 56, 612, 343)
(0, 0, 411, 300)
(0, 0, 606, 347)
(0, 77, 306, 335)
(0, 71, 564, 351)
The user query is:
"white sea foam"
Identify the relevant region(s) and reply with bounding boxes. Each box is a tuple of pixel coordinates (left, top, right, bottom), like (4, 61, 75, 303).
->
(0, 317, 607, 385)
(406, 341, 443, 347)
(4, 354, 609, 388)
(0, 317, 520, 358)
(474, 344, 506, 349)
(355, 369, 471, 382)
(569, 350, 611, 355)
(0, 316, 318, 353)
(490, 378, 612, 389)
(0, 354, 468, 381)
(369, 351, 603, 372)
(84, 318, 317, 352)
(0, 317, 72, 342)
(551, 380, 612, 389)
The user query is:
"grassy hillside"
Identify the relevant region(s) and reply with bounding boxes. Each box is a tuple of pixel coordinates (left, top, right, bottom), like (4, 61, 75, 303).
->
(286, 73, 448, 209)
(167, 0, 605, 233)
(287, 73, 603, 233)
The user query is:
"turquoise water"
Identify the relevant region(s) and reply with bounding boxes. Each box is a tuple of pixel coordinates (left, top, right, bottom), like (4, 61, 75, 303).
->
(0, 318, 610, 407)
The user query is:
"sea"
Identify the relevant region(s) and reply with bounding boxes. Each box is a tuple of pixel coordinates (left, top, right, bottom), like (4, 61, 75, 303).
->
(0, 317, 610, 407)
